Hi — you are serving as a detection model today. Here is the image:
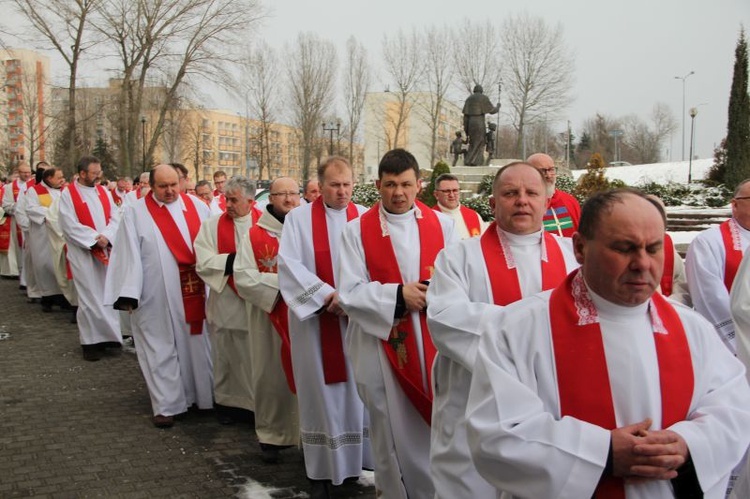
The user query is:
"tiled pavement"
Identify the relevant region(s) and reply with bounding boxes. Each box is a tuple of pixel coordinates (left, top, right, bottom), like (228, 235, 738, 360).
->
(0, 276, 375, 498)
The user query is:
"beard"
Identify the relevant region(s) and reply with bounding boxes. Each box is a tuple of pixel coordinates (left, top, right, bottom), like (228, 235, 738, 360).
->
(545, 182, 556, 197)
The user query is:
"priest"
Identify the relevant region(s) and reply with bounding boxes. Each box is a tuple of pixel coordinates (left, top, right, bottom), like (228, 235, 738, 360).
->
(2, 162, 35, 282)
(526, 153, 581, 237)
(431, 173, 487, 239)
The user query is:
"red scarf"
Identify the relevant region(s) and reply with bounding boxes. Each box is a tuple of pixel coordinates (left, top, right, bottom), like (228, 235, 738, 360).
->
(68, 181, 112, 265)
(550, 270, 694, 499)
(480, 224, 567, 305)
(660, 233, 675, 297)
(433, 204, 482, 237)
(145, 192, 205, 334)
(216, 213, 239, 295)
(361, 201, 444, 425)
(250, 223, 296, 393)
(720, 219, 744, 291)
(311, 196, 360, 384)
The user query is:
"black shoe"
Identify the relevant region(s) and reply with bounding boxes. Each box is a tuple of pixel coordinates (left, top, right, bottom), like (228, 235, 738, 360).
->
(41, 296, 53, 313)
(19, 285, 26, 291)
(152, 415, 174, 428)
(308, 479, 331, 499)
(82, 345, 102, 362)
(259, 443, 293, 464)
(215, 404, 235, 425)
(70, 311, 78, 324)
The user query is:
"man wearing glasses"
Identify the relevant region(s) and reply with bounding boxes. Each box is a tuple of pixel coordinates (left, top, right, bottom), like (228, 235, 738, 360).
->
(432, 174, 487, 239)
(526, 153, 581, 237)
(686, 178, 750, 355)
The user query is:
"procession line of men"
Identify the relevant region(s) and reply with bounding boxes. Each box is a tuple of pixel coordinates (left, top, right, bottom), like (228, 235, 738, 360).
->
(5, 148, 750, 499)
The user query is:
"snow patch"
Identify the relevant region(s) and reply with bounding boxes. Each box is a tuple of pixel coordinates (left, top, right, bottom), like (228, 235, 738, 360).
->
(237, 479, 308, 499)
(572, 159, 713, 186)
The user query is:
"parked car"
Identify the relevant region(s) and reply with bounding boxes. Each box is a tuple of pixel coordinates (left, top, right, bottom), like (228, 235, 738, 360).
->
(609, 161, 633, 167)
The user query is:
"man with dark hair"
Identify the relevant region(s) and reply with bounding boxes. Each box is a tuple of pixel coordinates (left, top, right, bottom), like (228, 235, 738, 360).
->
(526, 152, 581, 237)
(338, 148, 457, 498)
(303, 179, 320, 204)
(278, 156, 372, 496)
(59, 156, 122, 361)
(171, 163, 190, 193)
(106, 164, 213, 427)
(195, 180, 214, 205)
(428, 162, 578, 498)
(467, 188, 750, 498)
(432, 173, 487, 239)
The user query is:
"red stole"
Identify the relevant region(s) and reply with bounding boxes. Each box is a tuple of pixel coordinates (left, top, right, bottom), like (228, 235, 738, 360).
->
(361, 201, 444, 425)
(549, 270, 694, 499)
(216, 213, 239, 295)
(660, 233, 675, 296)
(249, 223, 296, 393)
(432, 204, 482, 237)
(480, 224, 567, 305)
(32, 183, 53, 208)
(68, 181, 112, 265)
(217, 194, 226, 212)
(311, 197, 360, 384)
(111, 190, 123, 206)
(0, 185, 10, 253)
(145, 192, 205, 334)
(720, 219, 744, 291)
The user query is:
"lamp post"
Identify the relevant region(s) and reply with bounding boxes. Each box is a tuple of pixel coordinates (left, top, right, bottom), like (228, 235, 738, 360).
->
(688, 107, 697, 183)
(140, 115, 147, 171)
(609, 129, 623, 162)
(674, 71, 695, 161)
(322, 121, 340, 156)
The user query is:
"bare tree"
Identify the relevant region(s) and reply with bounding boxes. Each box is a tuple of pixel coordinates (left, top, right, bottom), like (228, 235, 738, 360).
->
(381, 28, 422, 150)
(285, 32, 337, 181)
(182, 108, 208, 180)
(501, 12, 574, 156)
(10, 0, 99, 169)
(419, 25, 454, 167)
(621, 103, 678, 164)
(452, 19, 503, 95)
(342, 36, 370, 178)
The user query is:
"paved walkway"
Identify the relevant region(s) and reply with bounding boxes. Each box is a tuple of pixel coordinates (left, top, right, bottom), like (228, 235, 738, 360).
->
(0, 276, 375, 498)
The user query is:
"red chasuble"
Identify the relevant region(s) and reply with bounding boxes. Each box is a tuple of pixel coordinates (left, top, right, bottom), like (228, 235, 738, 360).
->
(720, 219, 745, 291)
(145, 192, 206, 334)
(360, 201, 444, 425)
(660, 233, 675, 297)
(432, 204, 482, 237)
(0, 185, 9, 253)
(311, 197, 360, 384)
(480, 224, 568, 305)
(249, 223, 296, 393)
(68, 181, 112, 265)
(549, 270, 694, 499)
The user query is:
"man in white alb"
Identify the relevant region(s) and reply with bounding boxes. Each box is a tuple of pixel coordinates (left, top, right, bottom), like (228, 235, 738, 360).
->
(431, 173, 487, 239)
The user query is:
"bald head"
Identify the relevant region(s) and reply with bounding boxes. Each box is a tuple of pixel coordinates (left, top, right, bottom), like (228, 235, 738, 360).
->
(526, 153, 557, 194)
(149, 164, 180, 204)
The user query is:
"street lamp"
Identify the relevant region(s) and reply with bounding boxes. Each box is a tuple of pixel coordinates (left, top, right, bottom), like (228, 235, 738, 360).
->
(609, 129, 623, 162)
(322, 121, 340, 156)
(674, 70, 695, 161)
(140, 115, 147, 171)
(688, 107, 698, 183)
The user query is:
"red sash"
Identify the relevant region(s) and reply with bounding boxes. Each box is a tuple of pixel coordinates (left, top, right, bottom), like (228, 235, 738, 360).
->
(216, 213, 239, 295)
(480, 224, 567, 305)
(432, 204, 482, 237)
(68, 181, 112, 265)
(720, 219, 744, 291)
(312, 196, 360, 384)
(0, 185, 9, 253)
(145, 192, 205, 334)
(217, 194, 226, 212)
(361, 201, 444, 425)
(250, 223, 296, 393)
(111, 190, 123, 206)
(550, 270, 694, 499)
(32, 183, 53, 208)
(660, 233, 675, 297)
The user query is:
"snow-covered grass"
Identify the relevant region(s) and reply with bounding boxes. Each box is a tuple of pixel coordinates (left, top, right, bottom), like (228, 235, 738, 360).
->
(572, 159, 714, 186)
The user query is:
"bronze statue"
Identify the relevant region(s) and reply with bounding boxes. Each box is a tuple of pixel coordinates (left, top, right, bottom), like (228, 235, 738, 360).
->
(462, 85, 499, 166)
(450, 131, 467, 166)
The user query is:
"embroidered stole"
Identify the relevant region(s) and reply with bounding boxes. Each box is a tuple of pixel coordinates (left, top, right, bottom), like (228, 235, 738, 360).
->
(361, 201, 444, 425)
(549, 270, 694, 499)
(216, 213, 239, 295)
(32, 183, 53, 208)
(311, 196, 360, 384)
(145, 192, 205, 334)
(250, 223, 296, 394)
(68, 181, 112, 265)
(720, 219, 744, 291)
(660, 233, 675, 297)
(432, 204, 482, 237)
(480, 225, 567, 305)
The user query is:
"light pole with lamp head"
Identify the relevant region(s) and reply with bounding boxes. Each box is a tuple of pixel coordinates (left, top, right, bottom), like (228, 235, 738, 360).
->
(140, 115, 147, 172)
(674, 71, 695, 161)
(688, 107, 698, 183)
(322, 121, 340, 156)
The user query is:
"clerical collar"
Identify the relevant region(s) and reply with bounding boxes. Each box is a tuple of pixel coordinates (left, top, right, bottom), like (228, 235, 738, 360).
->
(43, 180, 60, 190)
(437, 202, 461, 213)
(584, 278, 650, 319)
(153, 195, 185, 209)
(267, 204, 286, 224)
(733, 218, 750, 237)
(234, 212, 251, 223)
(501, 228, 543, 246)
(76, 181, 96, 190)
(324, 202, 348, 212)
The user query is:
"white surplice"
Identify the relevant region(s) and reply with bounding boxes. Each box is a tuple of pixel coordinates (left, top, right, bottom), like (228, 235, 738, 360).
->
(427, 228, 578, 499)
(46, 197, 78, 306)
(685, 220, 750, 353)
(2, 179, 32, 279)
(730, 252, 750, 499)
(467, 284, 750, 499)
(234, 208, 299, 446)
(104, 196, 213, 417)
(278, 201, 372, 485)
(195, 212, 255, 412)
(338, 205, 457, 499)
(24, 184, 63, 297)
(14, 190, 41, 297)
(59, 182, 121, 346)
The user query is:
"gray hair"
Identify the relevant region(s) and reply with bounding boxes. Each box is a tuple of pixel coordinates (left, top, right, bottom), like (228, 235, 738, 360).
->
(224, 176, 256, 199)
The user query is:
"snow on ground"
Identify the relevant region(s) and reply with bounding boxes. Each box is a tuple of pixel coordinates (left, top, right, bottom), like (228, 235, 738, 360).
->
(236, 471, 375, 498)
(571, 159, 714, 186)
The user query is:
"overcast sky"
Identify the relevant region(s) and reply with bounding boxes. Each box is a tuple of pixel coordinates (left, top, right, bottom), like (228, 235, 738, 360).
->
(8, 0, 750, 162)
(257, 0, 749, 161)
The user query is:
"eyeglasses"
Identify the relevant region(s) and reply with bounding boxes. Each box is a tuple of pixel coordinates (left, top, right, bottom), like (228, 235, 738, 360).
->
(270, 191, 300, 198)
(436, 189, 460, 194)
(734, 196, 750, 201)
(538, 167, 557, 174)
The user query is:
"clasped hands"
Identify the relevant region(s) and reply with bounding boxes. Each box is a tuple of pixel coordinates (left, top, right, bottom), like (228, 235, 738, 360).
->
(611, 418, 689, 482)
